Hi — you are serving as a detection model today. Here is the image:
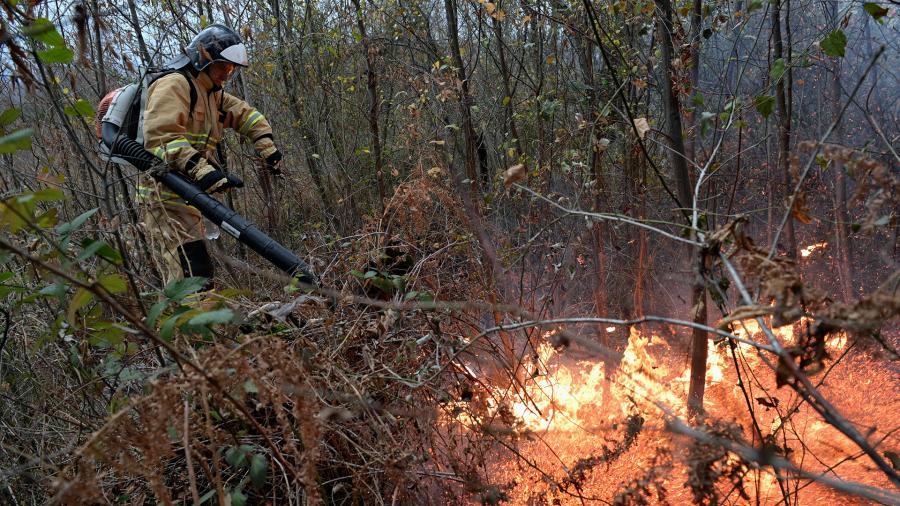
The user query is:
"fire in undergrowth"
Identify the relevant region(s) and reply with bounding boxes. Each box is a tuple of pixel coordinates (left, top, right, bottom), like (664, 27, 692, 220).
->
(447, 321, 848, 434)
(438, 319, 873, 504)
(446, 327, 727, 434)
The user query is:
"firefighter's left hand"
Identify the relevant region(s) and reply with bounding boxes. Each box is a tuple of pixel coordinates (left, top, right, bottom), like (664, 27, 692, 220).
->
(264, 148, 284, 178)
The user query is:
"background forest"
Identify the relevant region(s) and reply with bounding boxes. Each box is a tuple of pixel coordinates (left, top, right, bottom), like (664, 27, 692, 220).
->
(0, 0, 898, 503)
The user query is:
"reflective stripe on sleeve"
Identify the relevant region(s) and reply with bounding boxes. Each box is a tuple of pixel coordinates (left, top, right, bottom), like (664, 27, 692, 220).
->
(183, 132, 209, 149)
(165, 139, 192, 152)
(238, 111, 263, 135)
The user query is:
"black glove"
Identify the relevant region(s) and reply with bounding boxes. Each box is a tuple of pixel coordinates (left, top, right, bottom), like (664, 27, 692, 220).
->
(219, 173, 244, 192)
(265, 149, 284, 178)
(197, 169, 244, 193)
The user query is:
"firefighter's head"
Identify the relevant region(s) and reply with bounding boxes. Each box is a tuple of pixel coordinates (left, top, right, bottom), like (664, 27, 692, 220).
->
(185, 24, 248, 83)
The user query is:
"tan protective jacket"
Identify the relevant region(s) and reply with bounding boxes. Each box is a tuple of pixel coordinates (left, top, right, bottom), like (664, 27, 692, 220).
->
(143, 70, 276, 182)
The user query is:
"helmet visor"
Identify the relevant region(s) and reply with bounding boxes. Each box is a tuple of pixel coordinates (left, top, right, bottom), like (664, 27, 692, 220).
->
(220, 43, 248, 66)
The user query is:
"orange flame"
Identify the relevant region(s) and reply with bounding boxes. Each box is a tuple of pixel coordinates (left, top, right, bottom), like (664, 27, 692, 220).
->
(800, 242, 828, 258)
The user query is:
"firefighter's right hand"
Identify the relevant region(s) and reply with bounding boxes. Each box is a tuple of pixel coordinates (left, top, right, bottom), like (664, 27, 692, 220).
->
(217, 173, 244, 193)
(196, 164, 244, 193)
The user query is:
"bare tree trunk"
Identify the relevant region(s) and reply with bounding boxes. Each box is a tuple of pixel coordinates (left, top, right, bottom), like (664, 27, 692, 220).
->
(444, 0, 480, 197)
(655, 0, 708, 418)
(89, 0, 106, 95)
(829, 1, 854, 302)
(492, 12, 524, 161)
(862, 11, 882, 108)
(126, 0, 151, 66)
(685, 0, 702, 165)
(686, 274, 708, 417)
(772, 0, 798, 259)
(634, 160, 648, 319)
(655, 0, 691, 210)
(352, 0, 386, 211)
(575, 10, 609, 325)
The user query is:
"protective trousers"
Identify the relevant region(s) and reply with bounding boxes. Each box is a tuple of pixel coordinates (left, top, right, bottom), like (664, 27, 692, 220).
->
(137, 176, 214, 289)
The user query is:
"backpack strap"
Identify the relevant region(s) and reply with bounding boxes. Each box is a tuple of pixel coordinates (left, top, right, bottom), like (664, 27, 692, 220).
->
(178, 69, 198, 120)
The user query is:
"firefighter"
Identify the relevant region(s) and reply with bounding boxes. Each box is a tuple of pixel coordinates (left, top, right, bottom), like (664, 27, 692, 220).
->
(138, 24, 283, 289)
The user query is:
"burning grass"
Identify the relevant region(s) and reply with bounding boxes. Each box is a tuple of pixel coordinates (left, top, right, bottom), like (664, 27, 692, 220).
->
(443, 322, 898, 505)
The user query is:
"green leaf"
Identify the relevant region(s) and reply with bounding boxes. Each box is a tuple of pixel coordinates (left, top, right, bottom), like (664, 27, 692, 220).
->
(820, 29, 847, 58)
(98, 274, 127, 294)
(56, 208, 98, 236)
(67, 288, 93, 324)
(36, 208, 59, 228)
(159, 307, 191, 341)
(691, 93, 704, 107)
(78, 239, 122, 264)
(243, 379, 259, 394)
(188, 308, 234, 326)
(230, 490, 247, 506)
(747, 0, 763, 12)
(24, 19, 65, 47)
(225, 446, 250, 468)
(147, 300, 168, 328)
(0, 285, 26, 299)
(64, 99, 95, 118)
(770, 58, 785, 83)
(37, 46, 74, 64)
(863, 3, 888, 23)
(368, 276, 395, 294)
(32, 187, 66, 202)
(0, 108, 21, 127)
(0, 128, 34, 154)
(754, 95, 776, 118)
(39, 282, 67, 298)
(163, 276, 207, 300)
(249, 453, 268, 489)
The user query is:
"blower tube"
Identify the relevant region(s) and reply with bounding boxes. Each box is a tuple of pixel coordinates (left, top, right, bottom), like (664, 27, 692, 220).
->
(105, 129, 317, 285)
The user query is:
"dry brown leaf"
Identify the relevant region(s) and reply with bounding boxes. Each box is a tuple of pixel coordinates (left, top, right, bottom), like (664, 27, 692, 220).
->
(717, 305, 774, 329)
(634, 117, 650, 139)
(791, 194, 813, 224)
(502, 164, 527, 187)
